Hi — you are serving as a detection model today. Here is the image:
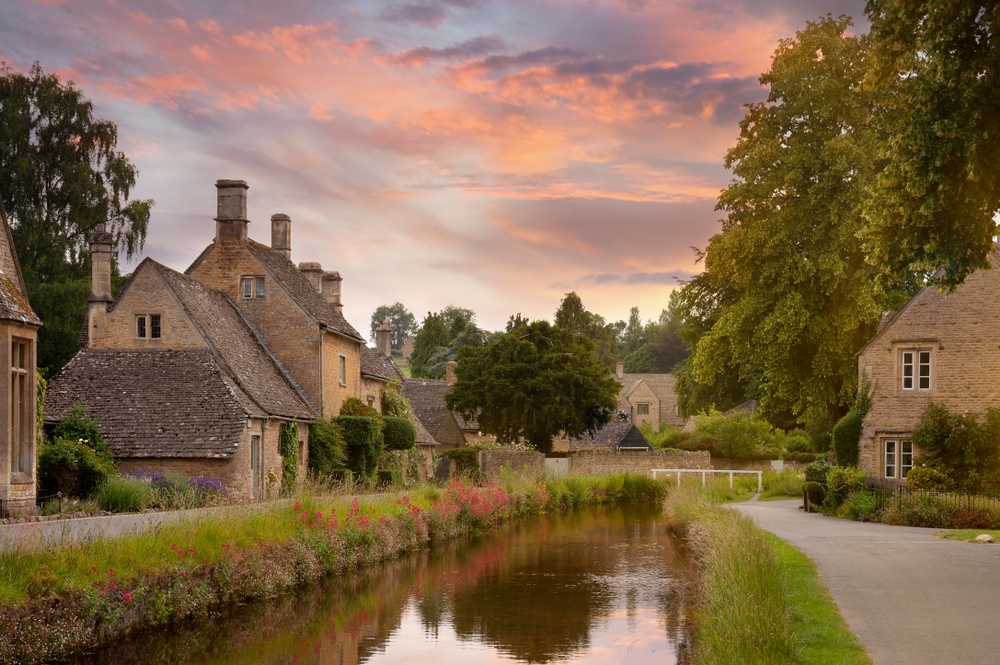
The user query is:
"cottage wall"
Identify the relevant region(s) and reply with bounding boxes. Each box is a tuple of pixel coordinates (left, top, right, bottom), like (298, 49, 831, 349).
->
(102, 267, 203, 349)
(479, 450, 544, 482)
(116, 458, 241, 496)
(568, 449, 711, 476)
(625, 382, 660, 431)
(323, 331, 361, 417)
(188, 243, 324, 409)
(0, 322, 38, 514)
(434, 412, 467, 449)
(858, 256, 1000, 478)
(361, 376, 386, 413)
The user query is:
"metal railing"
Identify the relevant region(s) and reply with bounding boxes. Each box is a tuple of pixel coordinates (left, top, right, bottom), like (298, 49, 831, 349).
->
(652, 468, 763, 493)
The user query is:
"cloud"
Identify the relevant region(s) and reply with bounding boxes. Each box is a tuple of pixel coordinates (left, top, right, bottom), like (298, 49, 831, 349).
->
(579, 271, 696, 285)
(378, 3, 448, 28)
(392, 34, 505, 65)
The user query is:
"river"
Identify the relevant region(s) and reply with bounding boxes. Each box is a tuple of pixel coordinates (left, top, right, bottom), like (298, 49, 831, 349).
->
(67, 504, 694, 664)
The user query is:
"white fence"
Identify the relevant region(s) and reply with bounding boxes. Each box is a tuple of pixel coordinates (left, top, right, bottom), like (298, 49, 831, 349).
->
(651, 468, 763, 493)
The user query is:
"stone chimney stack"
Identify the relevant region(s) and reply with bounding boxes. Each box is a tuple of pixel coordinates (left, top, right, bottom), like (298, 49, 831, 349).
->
(214, 180, 249, 244)
(298, 262, 324, 292)
(376, 319, 392, 357)
(270, 213, 291, 260)
(323, 271, 343, 313)
(446, 361, 459, 386)
(616, 361, 624, 379)
(87, 223, 114, 346)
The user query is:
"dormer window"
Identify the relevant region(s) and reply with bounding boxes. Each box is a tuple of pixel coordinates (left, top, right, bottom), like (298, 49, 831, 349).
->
(242, 276, 265, 299)
(136, 314, 161, 339)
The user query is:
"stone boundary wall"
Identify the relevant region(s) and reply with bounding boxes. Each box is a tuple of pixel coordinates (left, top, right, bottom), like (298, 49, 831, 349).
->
(479, 450, 545, 482)
(568, 449, 711, 477)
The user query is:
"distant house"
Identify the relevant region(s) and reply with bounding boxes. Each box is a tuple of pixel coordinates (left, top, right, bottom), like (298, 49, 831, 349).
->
(614, 362, 684, 431)
(555, 423, 653, 452)
(0, 194, 43, 516)
(856, 249, 1000, 480)
(402, 363, 479, 451)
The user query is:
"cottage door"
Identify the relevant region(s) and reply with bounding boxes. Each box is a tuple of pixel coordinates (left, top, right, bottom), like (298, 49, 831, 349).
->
(251, 435, 260, 499)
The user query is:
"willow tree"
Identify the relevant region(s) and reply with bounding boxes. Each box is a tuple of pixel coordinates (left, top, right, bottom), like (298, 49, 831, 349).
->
(863, 0, 1000, 290)
(689, 17, 915, 427)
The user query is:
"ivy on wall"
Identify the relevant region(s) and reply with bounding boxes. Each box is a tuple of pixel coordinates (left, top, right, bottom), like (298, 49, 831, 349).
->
(279, 421, 299, 493)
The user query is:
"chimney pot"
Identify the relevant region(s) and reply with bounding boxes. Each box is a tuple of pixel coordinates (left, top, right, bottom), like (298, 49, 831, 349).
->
(446, 361, 459, 386)
(615, 361, 624, 380)
(298, 262, 324, 292)
(322, 270, 343, 313)
(270, 213, 291, 260)
(376, 318, 392, 357)
(214, 179, 249, 242)
(88, 222, 114, 346)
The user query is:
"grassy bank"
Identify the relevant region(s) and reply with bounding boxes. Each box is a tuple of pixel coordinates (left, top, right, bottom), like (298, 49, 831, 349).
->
(0, 472, 667, 664)
(665, 486, 871, 665)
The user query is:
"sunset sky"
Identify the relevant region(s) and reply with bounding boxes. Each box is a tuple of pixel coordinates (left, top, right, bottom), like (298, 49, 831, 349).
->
(1, 0, 867, 339)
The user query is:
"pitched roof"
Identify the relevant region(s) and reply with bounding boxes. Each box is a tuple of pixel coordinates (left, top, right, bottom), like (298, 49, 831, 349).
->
(360, 346, 405, 383)
(412, 418, 437, 445)
(244, 238, 364, 341)
(401, 378, 451, 436)
(44, 349, 251, 458)
(619, 373, 677, 399)
(0, 194, 41, 327)
(567, 423, 652, 451)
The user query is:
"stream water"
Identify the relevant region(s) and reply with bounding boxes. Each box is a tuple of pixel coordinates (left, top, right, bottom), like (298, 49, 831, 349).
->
(68, 504, 694, 664)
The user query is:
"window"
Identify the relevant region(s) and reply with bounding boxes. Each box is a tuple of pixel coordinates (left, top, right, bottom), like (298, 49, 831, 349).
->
(242, 277, 265, 299)
(884, 439, 914, 479)
(150, 314, 161, 339)
(901, 350, 932, 390)
(10, 339, 31, 474)
(137, 315, 146, 338)
(339, 354, 347, 386)
(137, 314, 161, 339)
(636, 403, 650, 415)
(250, 434, 260, 497)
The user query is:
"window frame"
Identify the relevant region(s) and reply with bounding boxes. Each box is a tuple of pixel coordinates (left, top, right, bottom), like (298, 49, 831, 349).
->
(241, 276, 266, 299)
(339, 354, 347, 386)
(10, 338, 32, 476)
(884, 439, 897, 478)
(636, 403, 650, 415)
(883, 437, 915, 479)
(896, 344, 935, 392)
(136, 315, 147, 339)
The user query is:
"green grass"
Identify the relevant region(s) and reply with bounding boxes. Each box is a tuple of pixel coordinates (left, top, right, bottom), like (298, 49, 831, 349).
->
(934, 529, 1000, 543)
(761, 470, 805, 501)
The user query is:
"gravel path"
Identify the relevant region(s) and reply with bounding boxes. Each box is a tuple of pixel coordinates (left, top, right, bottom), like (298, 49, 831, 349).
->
(732, 499, 1000, 665)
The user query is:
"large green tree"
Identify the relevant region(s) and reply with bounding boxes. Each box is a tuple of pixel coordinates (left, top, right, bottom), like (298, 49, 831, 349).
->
(863, 1, 1000, 290)
(553, 292, 620, 370)
(409, 312, 449, 378)
(687, 17, 917, 427)
(369, 302, 417, 349)
(0, 63, 152, 374)
(445, 321, 620, 454)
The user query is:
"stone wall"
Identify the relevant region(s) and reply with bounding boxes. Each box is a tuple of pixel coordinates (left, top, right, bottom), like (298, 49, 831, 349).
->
(101, 266, 204, 349)
(116, 457, 239, 496)
(322, 330, 362, 418)
(567, 449, 711, 477)
(479, 450, 545, 482)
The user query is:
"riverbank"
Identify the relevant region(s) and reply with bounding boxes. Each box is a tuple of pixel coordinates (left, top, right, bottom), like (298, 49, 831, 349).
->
(665, 485, 872, 665)
(0, 473, 667, 664)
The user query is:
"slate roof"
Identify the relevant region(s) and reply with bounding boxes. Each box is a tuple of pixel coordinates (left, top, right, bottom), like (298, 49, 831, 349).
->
(0, 195, 41, 327)
(361, 346, 405, 383)
(45, 349, 251, 458)
(401, 378, 451, 436)
(568, 423, 652, 451)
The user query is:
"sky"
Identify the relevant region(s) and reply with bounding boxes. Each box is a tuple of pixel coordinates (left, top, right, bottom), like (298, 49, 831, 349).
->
(1, 0, 868, 339)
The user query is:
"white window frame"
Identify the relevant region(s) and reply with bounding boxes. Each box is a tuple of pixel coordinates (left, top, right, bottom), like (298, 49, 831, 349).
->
(885, 439, 897, 478)
(339, 354, 347, 386)
(901, 352, 914, 390)
(900, 348, 932, 391)
(900, 440, 913, 478)
(884, 438, 914, 479)
(917, 351, 931, 390)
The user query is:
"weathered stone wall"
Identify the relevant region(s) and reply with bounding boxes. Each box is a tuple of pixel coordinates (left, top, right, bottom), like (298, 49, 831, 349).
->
(433, 411, 466, 448)
(322, 331, 361, 418)
(416, 444, 435, 482)
(858, 251, 1000, 477)
(102, 266, 204, 349)
(0, 322, 39, 515)
(479, 450, 544, 482)
(360, 375, 384, 413)
(116, 457, 240, 497)
(568, 449, 711, 477)
(711, 458, 809, 471)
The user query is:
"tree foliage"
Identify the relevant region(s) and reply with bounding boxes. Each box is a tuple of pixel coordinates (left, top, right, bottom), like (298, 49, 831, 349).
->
(368, 302, 417, 349)
(911, 403, 1000, 494)
(444, 321, 620, 454)
(863, 0, 1000, 290)
(0, 63, 153, 374)
(554, 292, 620, 370)
(409, 307, 487, 379)
(683, 17, 918, 427)
(410, 312, 449, 378)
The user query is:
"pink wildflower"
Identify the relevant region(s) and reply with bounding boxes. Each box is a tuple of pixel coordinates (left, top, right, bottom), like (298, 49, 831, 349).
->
(179, 570, 186, 576)
(294, 501, 302, 510)
(121, 593, 132, 603)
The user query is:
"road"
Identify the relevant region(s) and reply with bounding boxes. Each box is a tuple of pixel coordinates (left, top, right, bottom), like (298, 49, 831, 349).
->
(732, 499, 1000, 665)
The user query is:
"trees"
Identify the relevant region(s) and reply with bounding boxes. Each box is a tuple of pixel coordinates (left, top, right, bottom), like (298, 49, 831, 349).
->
(369, 302, 417, 349)
(409, 308, 487, 379)
(682, 17, 919, 428)
(445, 321, 620, 454)
(409, 312, 449, 377)
(863, 1, 1000, 290)
(553, 292, 621, 370)
(0, 63, 152, 374)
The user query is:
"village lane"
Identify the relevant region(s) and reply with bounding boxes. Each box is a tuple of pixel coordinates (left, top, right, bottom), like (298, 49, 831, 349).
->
(732, 499, 1000, 665)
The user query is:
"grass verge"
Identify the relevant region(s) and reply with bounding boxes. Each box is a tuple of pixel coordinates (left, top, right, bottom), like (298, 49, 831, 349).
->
(934, 529, 1000, 543)
(665, 485, 871, 665)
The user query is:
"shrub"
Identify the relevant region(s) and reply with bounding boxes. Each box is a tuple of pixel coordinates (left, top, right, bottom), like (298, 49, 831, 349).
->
(802, 481, 821, 492)
(308, 419, 348, 477)
(381, 382, 415, 419)
(335, 416, 384, 479)
(782, 451, 820, 463)
(51, 404, 109, 455)
(376, 469, 403, 487)
(37, 437, 115, 498)
(382, 416, 416, 451)
(824, 465, 866, 510)
(279, 421, 299, 492)
(339, 397, 382, 420)
(905, 465, 955, 492)
(695, 409, 784, 460)
(785, 435, 811, 453)
(832, 377, 872, 467)
(804, 459, 831, 483)
(440, 446, 481, 478)
(840, 491, 883, 522)
(880, 492, 958, 528)
(97, 475, 152, 512)
(911, 402, 1000, 493)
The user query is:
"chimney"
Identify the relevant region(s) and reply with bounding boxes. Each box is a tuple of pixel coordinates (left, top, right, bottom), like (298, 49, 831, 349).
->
(214, 179, 249, 244)
(87, 223, 114, 346)
(616, 361, 624, 379)
(376, 319, 392, 357)
(446, 361, 459, 386)
(270, 213, 291, 260)
(323, 270, 343, 313)
(298, 262, 324, 292)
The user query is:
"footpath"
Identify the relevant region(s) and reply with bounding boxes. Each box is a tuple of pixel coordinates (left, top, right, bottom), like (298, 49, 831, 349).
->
(733, 499, 1000, 665)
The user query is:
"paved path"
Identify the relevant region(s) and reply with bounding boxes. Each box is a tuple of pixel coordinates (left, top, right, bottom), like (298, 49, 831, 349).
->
(732, 499, 1000, 665)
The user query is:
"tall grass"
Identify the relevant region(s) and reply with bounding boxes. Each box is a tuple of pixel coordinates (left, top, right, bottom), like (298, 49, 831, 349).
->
(96, 476, 153, 512)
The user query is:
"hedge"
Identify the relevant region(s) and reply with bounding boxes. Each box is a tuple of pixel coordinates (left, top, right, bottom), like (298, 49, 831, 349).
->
(376, 469, 403, 487)
(37, 438, 115, 498)
(383, 416, 416, 451)
(334, 416, 384, 479)
(308, 419, 348, 477)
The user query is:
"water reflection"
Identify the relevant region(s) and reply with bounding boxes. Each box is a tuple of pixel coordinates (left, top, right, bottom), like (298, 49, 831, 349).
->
(69, 504, 693, 664)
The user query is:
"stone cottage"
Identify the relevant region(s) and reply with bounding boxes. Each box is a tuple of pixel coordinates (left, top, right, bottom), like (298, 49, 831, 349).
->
(554, 423, 653, 452)
(856, 248, 1000, 480)
(46, 254, 315, 499)
(402, 362, 479, 451)
(614, 362, 684, 431)
(0, 194, 42, 516)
